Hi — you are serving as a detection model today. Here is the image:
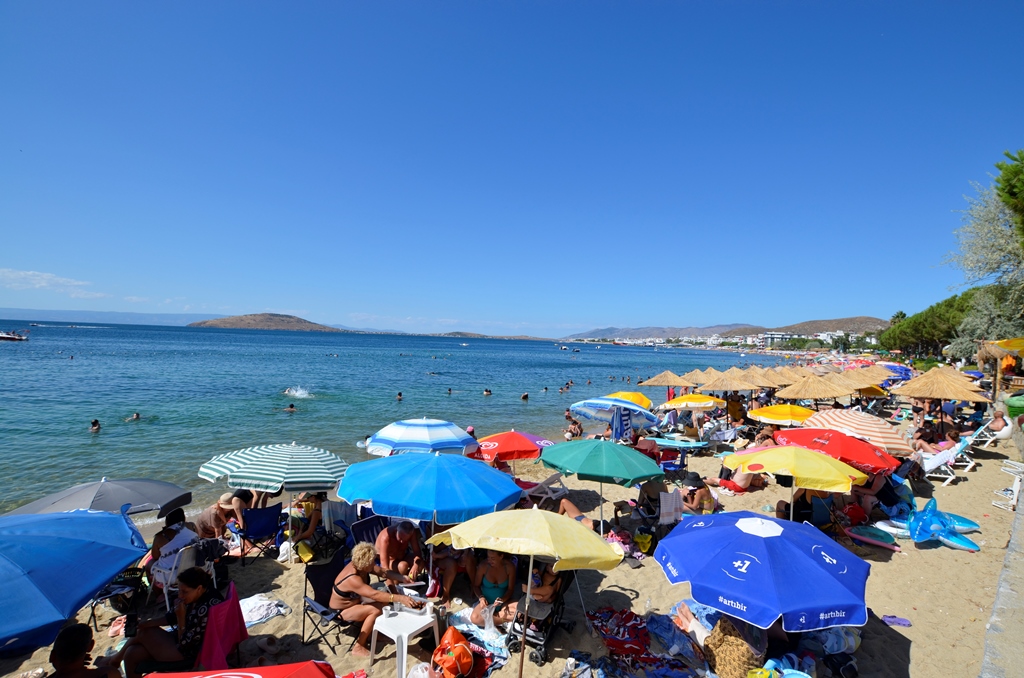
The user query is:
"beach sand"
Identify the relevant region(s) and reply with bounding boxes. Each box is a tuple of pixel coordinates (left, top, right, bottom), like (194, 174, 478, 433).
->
(4, 435, 1019, 678)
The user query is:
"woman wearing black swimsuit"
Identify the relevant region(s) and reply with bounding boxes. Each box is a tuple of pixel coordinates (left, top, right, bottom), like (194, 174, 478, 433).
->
(328, 542, 423, 657)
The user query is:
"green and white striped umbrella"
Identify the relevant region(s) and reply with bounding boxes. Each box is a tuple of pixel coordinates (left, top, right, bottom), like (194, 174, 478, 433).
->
(198, 442, 349, 492)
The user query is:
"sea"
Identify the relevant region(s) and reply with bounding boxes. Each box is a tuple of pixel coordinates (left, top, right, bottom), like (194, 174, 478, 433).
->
(0, 320, 784, 523)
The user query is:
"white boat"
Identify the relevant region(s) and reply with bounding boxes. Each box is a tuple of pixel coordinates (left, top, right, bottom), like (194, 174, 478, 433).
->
(0, 330, 28, 342)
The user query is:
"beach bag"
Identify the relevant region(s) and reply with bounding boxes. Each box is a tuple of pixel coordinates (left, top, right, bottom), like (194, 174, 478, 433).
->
(704, 617, 763, 678)
(431, 627, 474, 678)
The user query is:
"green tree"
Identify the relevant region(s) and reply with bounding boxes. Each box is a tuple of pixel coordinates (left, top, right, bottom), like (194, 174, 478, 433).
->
(948, 288, 1024, 359)
(995, 149, 1024, 240)
(890, 310, 907, 325)
(947, 185, 1024, 321)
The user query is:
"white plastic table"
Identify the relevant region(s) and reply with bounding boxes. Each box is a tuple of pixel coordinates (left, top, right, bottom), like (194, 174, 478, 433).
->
(369, 605, 439, 678)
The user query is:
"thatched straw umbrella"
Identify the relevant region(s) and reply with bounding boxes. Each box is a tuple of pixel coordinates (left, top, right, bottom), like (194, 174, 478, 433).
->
(681, 368, 707, 383)
(775, 375, 854, 400)
(702, 367, 723, 380)
(895, 369, 991, 403)
(697, 374, 762, 393)
(639, 370, 695, 388)
(741, 366, 782, 389)
(856, 365, 896, 384)
(823, 371, 865, 392)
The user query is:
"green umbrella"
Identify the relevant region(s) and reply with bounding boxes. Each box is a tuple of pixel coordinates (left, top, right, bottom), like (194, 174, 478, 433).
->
(540, 439, 664, 534)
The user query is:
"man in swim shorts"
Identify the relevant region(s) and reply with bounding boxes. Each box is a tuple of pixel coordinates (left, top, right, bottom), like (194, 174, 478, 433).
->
(375, 521, 425, 579)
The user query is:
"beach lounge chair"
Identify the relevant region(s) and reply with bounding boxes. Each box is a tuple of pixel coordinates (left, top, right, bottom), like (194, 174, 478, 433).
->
(971, 419, 1014, 448)
(993, 469, 1021, 512)
(516, 473, 569, 507)
(921, 449, 958, 487)
(350, 514, 389, 547)
(301, 549, 359, 653)
(505, 567, 577, 666)
(949, 440, 977, 473)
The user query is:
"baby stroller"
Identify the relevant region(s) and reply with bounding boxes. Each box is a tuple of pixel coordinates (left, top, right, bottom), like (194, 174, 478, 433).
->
(505, 566, 576, 666)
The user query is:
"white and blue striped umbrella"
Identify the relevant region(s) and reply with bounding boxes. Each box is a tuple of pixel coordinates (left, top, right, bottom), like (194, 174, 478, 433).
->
(570, 397, 660, 429)
(367, 418, 479, 457)
(198, 442, 349, 492)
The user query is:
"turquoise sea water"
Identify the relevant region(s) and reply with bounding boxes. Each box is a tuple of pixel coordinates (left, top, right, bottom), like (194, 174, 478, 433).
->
(0, 321, 782, 519)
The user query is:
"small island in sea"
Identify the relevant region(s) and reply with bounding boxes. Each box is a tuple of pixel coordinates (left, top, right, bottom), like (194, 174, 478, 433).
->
(187, 313, 346, 332)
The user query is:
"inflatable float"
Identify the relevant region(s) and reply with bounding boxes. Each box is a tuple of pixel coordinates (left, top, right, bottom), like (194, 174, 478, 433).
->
(875, 498, 980, 552)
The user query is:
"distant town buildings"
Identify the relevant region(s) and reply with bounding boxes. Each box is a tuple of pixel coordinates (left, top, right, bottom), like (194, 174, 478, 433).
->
(577, 329, 878, 349)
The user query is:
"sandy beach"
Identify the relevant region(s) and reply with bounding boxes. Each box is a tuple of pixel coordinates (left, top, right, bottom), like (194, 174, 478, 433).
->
(3, 421, 1019, 678)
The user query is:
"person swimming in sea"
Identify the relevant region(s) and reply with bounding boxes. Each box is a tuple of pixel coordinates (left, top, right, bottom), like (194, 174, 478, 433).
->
(396, 392, 403, 401)
(447, 388, 452, 395)
(89, 419, 100, 432)
(284, 403, 297, 412)
(124, 412, 141, 422)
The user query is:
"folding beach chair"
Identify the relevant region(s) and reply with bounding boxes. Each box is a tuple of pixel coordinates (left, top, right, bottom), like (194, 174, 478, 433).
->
(515, 473, 569, 508)
(921, 449, 958, 487)
(88, 567, 145, 630)
(229, 503, 285, 566)
(301, 550, 359, 653)
(349, 514, 388, 547)
(150, 544, 217, 609)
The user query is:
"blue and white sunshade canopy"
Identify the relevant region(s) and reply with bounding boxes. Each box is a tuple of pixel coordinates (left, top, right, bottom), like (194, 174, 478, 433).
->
(366, 418, 479, 457)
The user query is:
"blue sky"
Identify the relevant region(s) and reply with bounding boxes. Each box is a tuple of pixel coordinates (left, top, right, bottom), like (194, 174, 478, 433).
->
(2, 2, 1021, 337)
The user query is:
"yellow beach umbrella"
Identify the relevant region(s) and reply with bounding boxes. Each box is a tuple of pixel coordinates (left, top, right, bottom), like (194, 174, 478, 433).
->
(428, 507, 623, 677)
(856, 385, 889, 398)
(657, 393, 726, 410)
(605, 391, 653, 409)
(724, 445, 868, 520)
(747, 404, 816, 426)
(995, 337, 1024, 355)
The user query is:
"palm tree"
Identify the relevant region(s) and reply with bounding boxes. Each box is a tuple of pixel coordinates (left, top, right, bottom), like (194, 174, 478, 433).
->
(890, 310, 907, 325)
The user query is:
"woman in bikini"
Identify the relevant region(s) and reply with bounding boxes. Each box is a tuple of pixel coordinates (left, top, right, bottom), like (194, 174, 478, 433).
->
(329, 542, 423, 657)
(470, 550, 517, 626)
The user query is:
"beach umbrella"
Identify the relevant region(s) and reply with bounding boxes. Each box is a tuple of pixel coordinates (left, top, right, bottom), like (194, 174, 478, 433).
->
(702, 366, 723, 379)
(366, 418, 479, 457)
(569, 397, 659, 429)
(657, 393, 726, 410)
(199, 442, 349, 492)
(0, 509, 148, 654)
(894, 369, 991, 403)
(337, 453, 522, 524)
(150, 661, 335, 678)
(697, 374, 761, 393)
(803, 409, 914, 455)
(654, 512, 869, 631)
(5, 477, 191, 519)
(428, 506, 622, 678)
(773, 428, 900, 475)
(474, 430, 554, 463)
(747, 404, 815, 426)
(681, 368, 707, 383)
(995, 337, 1024, 354)
(855, 385, 888, 398)
(775, 375, 854, 401)
(742, 366, 782, 388)
(604, 391, 653, 409)
(724, 445, 867, 520)
(639, 370, 696, 388)
(541, 439, 664, 533)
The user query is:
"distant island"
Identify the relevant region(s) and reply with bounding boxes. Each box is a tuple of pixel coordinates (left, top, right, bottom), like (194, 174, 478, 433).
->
(188, 313, 346, 332)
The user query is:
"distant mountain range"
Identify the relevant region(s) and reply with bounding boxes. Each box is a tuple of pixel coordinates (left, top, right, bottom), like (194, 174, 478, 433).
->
(563, 317, 889, 340)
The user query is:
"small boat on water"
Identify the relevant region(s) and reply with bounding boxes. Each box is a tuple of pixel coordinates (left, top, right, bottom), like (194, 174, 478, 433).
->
(0, 330, 29, 341)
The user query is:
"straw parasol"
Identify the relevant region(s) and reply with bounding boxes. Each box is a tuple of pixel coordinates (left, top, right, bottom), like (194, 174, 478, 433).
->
(774, 375, 854, 400)
(745, 366, 785, 388)
(723, 366, 749, 379)
(824, 371, 874, 392)
(681, 368, 707, 383)
(856, 365, 896, 384)
(933, 366, 984, 391)
(701, 366, 724, 380)
(697, 373, 761, 393)
(639, 370, 696, 388)
(894, 369, 991, 403)
(769, 367, 797, 385)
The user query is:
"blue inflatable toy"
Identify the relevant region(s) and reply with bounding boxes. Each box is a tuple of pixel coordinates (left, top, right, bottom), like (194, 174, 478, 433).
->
(905, 498, 980, 552)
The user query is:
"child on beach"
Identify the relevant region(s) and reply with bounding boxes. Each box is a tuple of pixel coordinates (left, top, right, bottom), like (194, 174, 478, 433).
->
(50, 624, 120, 678)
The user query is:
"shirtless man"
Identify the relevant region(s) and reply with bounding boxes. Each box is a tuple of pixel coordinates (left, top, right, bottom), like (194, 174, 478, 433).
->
(375, 521, 425, 579)
(50, 624, 120, 678)
(990, 410, 1008, 432)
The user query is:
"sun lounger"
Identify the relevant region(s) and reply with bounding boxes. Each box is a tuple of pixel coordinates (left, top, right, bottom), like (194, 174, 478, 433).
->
(993, 469, 1021, 512)
(515, 473, 569, 507)
(971, 419, 1014, 448)
(921, 448, 958, 487)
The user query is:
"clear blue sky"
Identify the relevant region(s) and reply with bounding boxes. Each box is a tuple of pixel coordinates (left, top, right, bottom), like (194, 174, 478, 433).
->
(2, 2, 1021, 337)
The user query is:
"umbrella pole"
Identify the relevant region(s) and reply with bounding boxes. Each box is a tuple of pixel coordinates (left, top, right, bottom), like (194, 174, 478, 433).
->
(575, 574, 593, 633)
(517, 554, 535, 678)
(789, 485, 794, 522)
(599, 483, 604, 537)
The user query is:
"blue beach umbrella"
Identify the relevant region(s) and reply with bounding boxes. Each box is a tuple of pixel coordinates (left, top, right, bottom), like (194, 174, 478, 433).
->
(337, 453, 522, 524)
(654, 511, 870, 632)
(0, 509, 148, 654)
(569, 397, 659, 430)
(366, 418, 479, 457)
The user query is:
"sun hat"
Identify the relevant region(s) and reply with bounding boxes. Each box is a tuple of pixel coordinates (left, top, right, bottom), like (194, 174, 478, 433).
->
(218, 492, 234, 509)
(466, 426, 475, 433)
(681, 472, 705, 488)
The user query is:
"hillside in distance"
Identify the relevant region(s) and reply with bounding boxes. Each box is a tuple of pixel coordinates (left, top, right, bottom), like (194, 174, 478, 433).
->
(564, 317, 888, 340)
(564, 324, 764, 340)
(188, 313, 346, 332)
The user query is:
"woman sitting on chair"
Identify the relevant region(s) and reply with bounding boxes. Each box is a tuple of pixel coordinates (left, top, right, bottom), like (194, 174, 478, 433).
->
(470, 550, 517, 626)
(96, 568, 222, 678)
(329, 542, 423, 658)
